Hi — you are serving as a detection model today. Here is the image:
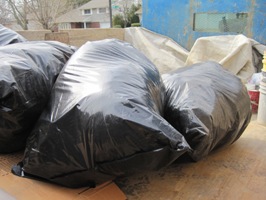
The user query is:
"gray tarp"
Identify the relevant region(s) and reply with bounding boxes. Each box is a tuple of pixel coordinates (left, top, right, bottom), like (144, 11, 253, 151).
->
(185, 35, 255, 82)
(124, 27, 189, 74)
(125, 27, 266, 82)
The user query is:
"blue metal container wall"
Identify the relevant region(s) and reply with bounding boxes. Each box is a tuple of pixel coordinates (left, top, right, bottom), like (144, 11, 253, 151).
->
(142, 0, 266, 50)
(253, 0, 266, 45)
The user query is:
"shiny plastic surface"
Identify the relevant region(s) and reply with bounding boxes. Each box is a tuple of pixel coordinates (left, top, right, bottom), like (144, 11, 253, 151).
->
(163, 61, 252, 161)
(15, 39, 190, 188)
(0, 41, 76, 153)
(0, 25, 26, 46)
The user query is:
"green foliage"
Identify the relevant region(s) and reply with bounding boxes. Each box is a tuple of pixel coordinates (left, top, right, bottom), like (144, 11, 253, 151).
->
(113, 14, 125, 28)
(131, 15, 140, 24)
(127, 4, 141, 24)
(112, 4, 141, 28)
(131, 23, 141, 27)
(113, 25, 122, 28)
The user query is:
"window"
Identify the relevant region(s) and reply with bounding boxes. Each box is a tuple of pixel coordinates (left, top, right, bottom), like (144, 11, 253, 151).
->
(59, 23, 71, 30)
(83, 9, 91, 15)
(98, 8, 107, 14)
(193, 12, 248, 33)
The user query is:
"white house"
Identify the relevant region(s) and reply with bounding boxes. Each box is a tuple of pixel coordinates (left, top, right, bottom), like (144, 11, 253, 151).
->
(56, 0, 111, 30)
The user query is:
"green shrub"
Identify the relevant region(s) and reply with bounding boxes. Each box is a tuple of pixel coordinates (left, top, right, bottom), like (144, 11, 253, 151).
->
(131, 15, 140, 24)
(113, 25, 122, 28)
(131, 23, 141, 27)
(113, 14, 125, 28)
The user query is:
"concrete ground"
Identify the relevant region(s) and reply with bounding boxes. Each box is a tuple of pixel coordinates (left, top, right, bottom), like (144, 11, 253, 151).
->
(115, 115, 266, 199)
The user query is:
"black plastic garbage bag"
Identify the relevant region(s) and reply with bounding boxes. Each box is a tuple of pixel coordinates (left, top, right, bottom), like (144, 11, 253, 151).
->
(13, 39, 190, 188)
(0, 24, 27, 46)
(163, 61, 252, 161)
(0, 41, 76, 153)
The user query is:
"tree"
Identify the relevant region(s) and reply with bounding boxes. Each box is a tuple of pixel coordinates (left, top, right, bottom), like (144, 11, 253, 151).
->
(27, 0, 71, 30)
(127, 4, 141, 24)
(4, 0, 90, 30)
(112, 14, 124, 28)
(112, 0, 134, 28)
(112, 1, 141, 28)
(7, 0, 29, 30)
(0, 1, 11, 25)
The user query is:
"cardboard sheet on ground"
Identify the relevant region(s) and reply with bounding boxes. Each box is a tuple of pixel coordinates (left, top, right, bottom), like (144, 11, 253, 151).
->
(0, 153, 126, 200)
(0, 175, 126, 200)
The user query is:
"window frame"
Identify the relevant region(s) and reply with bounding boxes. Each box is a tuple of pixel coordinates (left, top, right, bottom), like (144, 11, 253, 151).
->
(83, 9, 92, 15)
(97, 7, 107, 14)
(193, 12, 248, 33)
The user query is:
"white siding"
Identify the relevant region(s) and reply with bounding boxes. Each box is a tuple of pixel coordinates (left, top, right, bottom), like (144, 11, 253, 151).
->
(100, 22, 110, 28)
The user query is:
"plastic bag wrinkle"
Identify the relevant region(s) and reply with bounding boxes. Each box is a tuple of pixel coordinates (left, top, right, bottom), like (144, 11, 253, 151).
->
(0, 41, 76, 153)
(0, 25, 27, 46)
(13, 39, 190, 188)
(163, 61, 252, 161)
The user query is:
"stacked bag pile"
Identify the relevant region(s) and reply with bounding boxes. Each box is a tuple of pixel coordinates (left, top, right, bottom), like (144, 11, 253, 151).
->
(163, 62, 252, 161)
(0, 26, 252, 188)
(12, 39, 190, 188)
(0, 25, 76, 152)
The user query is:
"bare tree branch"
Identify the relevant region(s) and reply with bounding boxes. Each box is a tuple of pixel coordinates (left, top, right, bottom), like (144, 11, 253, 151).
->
(5, 0, 76, 30)
(7, 0, 29, 30)
(113, 0, 134, 27)
(0, 1, 11, 24)
(28, 0, 72, 30)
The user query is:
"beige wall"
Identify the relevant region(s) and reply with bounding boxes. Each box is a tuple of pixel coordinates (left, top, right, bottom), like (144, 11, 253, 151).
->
(60, 28, 124, 47)
(16, 30, 52, 41)
(16, 28, 125, 47)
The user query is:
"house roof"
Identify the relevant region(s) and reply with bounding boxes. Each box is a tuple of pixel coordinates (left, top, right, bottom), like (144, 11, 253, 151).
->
(79, 0, 109, 9)
(56, 9, 83, 23)
(56, 0, 110, 23)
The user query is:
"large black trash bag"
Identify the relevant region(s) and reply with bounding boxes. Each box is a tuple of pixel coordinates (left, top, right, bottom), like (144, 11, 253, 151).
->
(0, 24, 27, 46)
(163, 61, 252, 161)
(13, 39, 190, 188)
(0, 41, 76, 153)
